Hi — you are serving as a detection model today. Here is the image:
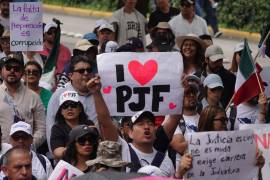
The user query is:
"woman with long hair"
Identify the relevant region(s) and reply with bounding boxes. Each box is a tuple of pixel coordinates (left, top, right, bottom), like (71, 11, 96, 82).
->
(63, 125, 99, 173)
(50, 91, 94, 160)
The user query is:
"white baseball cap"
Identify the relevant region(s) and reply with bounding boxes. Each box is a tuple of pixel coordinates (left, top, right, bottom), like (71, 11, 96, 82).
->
(205, 44, 225, 62)
(138, 165, 166, 177)
(44, 21, 57, 33)
(203, 74, 224, 89)
(234, 42, 244, 53)
(10, 121, 32, 136)
(105, 41, 119, 53)
(59, 91, 80, 106)
(98, 23, 115, 32)
(131, 111, 155, 124)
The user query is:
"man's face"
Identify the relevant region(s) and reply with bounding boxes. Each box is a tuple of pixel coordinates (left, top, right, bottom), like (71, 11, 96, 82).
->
(0, 37, 10, 55)
(183, 90, 198, 111)
(98, 29, 114, 44)
(180, 1, 194, 17)
(44, 27, 57, 44)
(2, 152, 32, 180)
(129, 117, 156, 145)
(0, 1, 10, 18)
(10, 131, 33, 150)
(69, 61, 94, 93)
(2, 62, 23, 85)
(206, 58, 223, 73)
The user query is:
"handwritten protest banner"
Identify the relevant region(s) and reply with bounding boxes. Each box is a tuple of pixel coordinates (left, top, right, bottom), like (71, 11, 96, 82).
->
(10, 2, 43, 51)
(97, 52, 183, 116)
(240, 124, 270, 180)
(186, 130, 257, 180)
(48, 160, 83, 180)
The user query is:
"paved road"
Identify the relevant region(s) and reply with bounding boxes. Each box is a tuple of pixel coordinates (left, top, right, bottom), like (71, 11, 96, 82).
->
(43, 12, 270, 68)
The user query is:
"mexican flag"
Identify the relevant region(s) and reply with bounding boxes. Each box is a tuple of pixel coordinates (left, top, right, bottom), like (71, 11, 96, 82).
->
(233, 39, 264, 106)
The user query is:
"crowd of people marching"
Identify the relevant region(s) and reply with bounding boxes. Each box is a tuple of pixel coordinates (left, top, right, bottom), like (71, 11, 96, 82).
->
(0, 0, 269, 179)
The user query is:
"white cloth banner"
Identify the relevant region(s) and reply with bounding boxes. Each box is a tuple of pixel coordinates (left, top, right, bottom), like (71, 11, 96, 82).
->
(240, 124, 270, 180)
(48, 160, 83, 180)
(10, 2, 43, 51)
(97, 52, 184, 116)
(186, 130, 258, 180)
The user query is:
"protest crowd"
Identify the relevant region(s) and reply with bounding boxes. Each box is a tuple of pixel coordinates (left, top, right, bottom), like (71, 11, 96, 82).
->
(0, 0, 270, 179)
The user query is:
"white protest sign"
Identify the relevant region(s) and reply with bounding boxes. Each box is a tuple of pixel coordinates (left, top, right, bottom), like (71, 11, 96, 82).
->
(48, 160, 84, 180)
(261, 66, 270, 97)
(10, 2, 43, 51)
(97, 52, 184, 116)
(186, 130, 257, 180)
(240, 124, 270, 180)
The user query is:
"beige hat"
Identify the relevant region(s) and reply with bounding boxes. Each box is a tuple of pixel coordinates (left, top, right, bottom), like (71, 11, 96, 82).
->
(154, 22, 171, 30)
(98, 23, 115, 32)
(176, 34, 205, 50)
(74, 39, 95, 51)
(205, 44, 225, 62)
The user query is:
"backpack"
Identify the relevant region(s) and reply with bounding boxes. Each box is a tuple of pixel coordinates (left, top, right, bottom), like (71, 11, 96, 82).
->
(36, 153, 47, 173)
(128, 144, 165, 172)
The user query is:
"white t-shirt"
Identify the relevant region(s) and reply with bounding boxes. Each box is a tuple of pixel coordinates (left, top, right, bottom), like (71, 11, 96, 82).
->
(173, 114, 200, 167)
(124, 12, 141, 41)
(234, 103, 261, 130)
(118, 137, 175, 177)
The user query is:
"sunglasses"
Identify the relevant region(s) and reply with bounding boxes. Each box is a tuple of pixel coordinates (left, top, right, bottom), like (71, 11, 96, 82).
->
(62, 101, 79, 109)
(24, 69, 40, 76)
(73, 68, 92, 74)
(77, 135, 93, 146)
(12, 133, 31, 141)
(5, 64, 22, 72)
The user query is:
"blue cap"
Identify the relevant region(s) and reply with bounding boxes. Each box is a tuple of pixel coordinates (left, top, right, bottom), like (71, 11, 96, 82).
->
(83, 33, 99, 46)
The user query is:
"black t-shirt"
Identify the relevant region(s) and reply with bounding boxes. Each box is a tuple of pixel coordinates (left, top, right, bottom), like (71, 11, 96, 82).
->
(50, 120, 94, 152)
(148, 7, 180, 29)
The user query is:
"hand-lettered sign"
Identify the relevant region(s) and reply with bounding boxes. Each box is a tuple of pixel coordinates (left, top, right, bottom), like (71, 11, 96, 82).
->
(186, 130, 258, 180)
(48, 160, 83, 180)
(10, 2, 43, 51)
(240, 124, 270, 180)
(97, 52, 184, 116)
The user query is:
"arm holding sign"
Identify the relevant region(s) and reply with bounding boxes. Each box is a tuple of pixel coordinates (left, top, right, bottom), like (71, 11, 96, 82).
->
(174, 153, 193, 179)
(86, 76, 119, 142)
(258, 93, 268, 122)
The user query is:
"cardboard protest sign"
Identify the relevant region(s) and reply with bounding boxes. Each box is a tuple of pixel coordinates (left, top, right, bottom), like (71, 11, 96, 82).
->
(10, 2, 43, 51)
(240, 124, 270, 180)
(261, 66, 270, 97)
(186, 130, 257, 180)
(48, 160, 83, 180)
(97, 52, 183, 116)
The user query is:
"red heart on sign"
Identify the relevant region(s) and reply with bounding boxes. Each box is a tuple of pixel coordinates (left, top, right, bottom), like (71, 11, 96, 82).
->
(103, 86, 112, 94)
(169, 102, 177, 110)
(128, 60, 158, 86)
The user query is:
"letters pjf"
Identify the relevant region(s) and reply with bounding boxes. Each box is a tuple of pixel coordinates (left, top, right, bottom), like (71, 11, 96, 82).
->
(97, 52, 184, 116)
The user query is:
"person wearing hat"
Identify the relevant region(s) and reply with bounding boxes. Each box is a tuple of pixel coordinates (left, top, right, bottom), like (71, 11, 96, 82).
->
(42, 20, 71, 75)
(83, 32, 99, 46)
(229, 42, 245, 74)
(204, 44, 236, 108)
(50, 90, 95, 160)
(85, 76, 183, 177)
(46, 55, 98, 154)
(111, 0, 147, 47)
(201, 73, 224, 109)
(148, 0, 179, 31)
(97, 23, 116, 52)
(126, 37, 144, 52)
(0, 122, 53, 180)
(169, 0, 209, 38)
(176, 34, 205, 76)
(0, 53, 45, 150)
(86, 140, 130, 172)
(171, 78, 200, 168)
(0, 0, 10, 31)
(63, 125, 99, 173)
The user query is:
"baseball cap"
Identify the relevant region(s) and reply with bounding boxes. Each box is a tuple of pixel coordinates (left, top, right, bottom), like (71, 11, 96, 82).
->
(205, 44, 225, 62)
(59, 91, 79, 106)
(131, 111, 155, 124)
(127, 37, 144, 50)
(234, 42, 244, 53)
(98, 23, 115, 32)
(138, 165, 166, 177)
(104, 41, 119, 53)
(44, 21, 57, 33)
(74, 39, 95, 51)
(69, 125, 99, 143)
(2, 52, 24, 67)
(203, 74, 224, 89)
(82, 32, 99, 46)
(86, 140, 131, 168)
(10, 121, 32, 136)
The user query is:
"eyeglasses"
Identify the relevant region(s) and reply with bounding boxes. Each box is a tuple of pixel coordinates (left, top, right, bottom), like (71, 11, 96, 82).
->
(5, 64, 22, 72)
(62, 101, 79, 109)
(24, 69, 40, 76)
(73, 68, 92, 74)
(77, 135, 93, 146)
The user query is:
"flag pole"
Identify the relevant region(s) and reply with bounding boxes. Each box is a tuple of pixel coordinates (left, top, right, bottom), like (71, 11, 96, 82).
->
(225, 93, 235, 112)
(253, 30, 270, 63)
